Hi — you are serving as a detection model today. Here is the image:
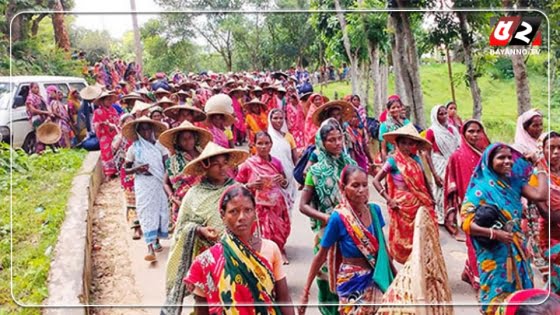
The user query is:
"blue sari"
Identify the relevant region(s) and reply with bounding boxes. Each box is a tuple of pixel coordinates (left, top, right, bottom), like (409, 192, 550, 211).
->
(461, 143, 534, 314)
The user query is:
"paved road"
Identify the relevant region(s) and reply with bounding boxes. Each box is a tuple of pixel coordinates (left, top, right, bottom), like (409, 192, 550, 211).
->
(118, 176, 488, 314)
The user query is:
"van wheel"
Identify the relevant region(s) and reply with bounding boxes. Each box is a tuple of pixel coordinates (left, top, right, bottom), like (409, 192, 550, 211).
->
(22, 132, 36, 154)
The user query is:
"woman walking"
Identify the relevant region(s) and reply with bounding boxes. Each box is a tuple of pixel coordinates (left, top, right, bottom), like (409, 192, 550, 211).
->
(378, 98, 410, 162)
(123, 117, 169, 261)
(93, 91, 121, 178)
(299, 118, 356, 315)
(25, 82, 53, 153)
(184, 185, 295, 315)
(236, 131, 292, 263)
(461, 143, 548, 314)
(244, 98, 268, 153)
(204, 94, 236, 149)
(285, 94, 305, 149)
(372, 123, 435, 264)
(299, 165, 394, 315)
(424, 105, 461, 225)
(444, 119, 490, 288)
(159, 121, 212, 224)
(162, 142, 248, 314)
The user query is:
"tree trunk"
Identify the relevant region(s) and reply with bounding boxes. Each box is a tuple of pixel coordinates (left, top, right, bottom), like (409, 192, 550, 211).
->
(31, 14, 48, 37)
(6, 0, 23, 42)
(130, 0, 144, 73)
(457, 12, 482, 120)
(334, 0, 359, 94)
(361, 61, 370, 110)
(446, 46, 456, 104)
(395, 2, 426, 127)
(379, 60, 389, 115)
(389, 14, 410, 107)
(369, 41, 381, 117)
(52, 0, 70, 51)
(511, 47, 532, 115)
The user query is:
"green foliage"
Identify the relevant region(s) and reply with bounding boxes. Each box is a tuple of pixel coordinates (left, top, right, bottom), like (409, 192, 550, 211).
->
(488, 57, 514, 80)
(0, 148, 86, 313)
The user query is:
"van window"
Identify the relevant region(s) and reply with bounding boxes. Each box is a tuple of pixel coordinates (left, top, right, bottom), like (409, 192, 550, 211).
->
(15, 85, 30, 108)
(53, 84, 69, 98)
(69, 82, 86, 92)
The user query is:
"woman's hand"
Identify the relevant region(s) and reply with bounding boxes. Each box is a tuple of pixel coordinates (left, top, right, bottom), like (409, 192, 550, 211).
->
(135, 164, 150, 174)
(199, 226, 219, 242)
(249, 178, 264, 190)
(387, 198, 399, 211)
(493, 229, 514, 244)
(272, 174, 284, 185)
(434, 175, 443, 188)
(171, 196, 182, 207)
(297, 291, 309, 315)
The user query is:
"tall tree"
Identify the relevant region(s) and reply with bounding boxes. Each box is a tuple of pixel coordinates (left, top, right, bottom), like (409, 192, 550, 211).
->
(51, 0, 71, 51)
(457, 11, 483, 120)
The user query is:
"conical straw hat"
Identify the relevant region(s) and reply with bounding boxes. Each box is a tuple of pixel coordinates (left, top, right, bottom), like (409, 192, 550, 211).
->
(158, 120, 213, 152)
(312, 100, 356, 127)
(79, 86, 102, 100)
(163, 104, 206, 122)
(155, 96, 176, 107)
(121, 116, 168, 141)
(204, 94, 235, 126)
(382, 123, 432, 151)
(130, 100, 153, 116)
(36, 121, 61, 145)
(154, 87, 171, 95)
(182, 142, 249, 176)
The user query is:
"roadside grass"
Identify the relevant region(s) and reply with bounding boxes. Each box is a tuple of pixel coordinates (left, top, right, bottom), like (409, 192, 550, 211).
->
(319, 61, 556, 142)
(0, 145, 87, 314)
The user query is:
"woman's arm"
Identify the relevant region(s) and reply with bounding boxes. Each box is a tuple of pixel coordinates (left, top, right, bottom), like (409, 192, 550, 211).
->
(299, 186, 329, 224)
(291, 148, 299, 165)
(274, 278, 295, 315)
(193, 294, 210, 315)
(468, 221, 513, 244)
(372, 168, 399, 210)
(380, 140, 388, 162)
(422, 149, 442, 187)
(298, 246, 329, 315)
(535, 201, 560, 224)
(521, 172, 549, 202)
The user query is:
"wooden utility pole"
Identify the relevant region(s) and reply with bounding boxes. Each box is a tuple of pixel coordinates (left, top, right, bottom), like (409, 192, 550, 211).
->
(130, 0, 143, 74)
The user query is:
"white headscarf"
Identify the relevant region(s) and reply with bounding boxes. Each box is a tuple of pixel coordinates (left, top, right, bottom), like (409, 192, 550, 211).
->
(430, 105, 460, 158)
(512, 108, 542, 155)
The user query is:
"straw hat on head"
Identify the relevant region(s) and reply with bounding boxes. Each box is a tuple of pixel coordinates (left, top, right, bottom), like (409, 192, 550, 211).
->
(243, 98, 267, 112)
(137, 87, 150, 95)
(277, 86, 287, 93)
(154, 87, 171, 96)
(94, 91, 119, 104)
(130, 100, 153, 116)
(200, 82, 211, 90)
(312, 100, 356, 127)
(121, 116, 168, 141)
(155, 96, 176, 108)
(121, 92, 143, 102)
(224, 79, 236, 87)
(79, 85, 102, 101)
(253, 86, 263, 93)
(382, 123, 432, 151)
(182, 142, 249, 176)
(36, 121, 62, 145)
(158, 120, 213, 152)
(228, 86, 245, 95)
(180, 80, 198, 90)
(263, 84, 277, 91)
(163, 104, 207, 122)
(205, 93, 235, 125)
(175, 90, 191, 97)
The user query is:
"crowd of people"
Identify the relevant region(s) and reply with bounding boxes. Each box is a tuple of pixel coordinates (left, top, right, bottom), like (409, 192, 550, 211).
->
(24, 59, 560, 314)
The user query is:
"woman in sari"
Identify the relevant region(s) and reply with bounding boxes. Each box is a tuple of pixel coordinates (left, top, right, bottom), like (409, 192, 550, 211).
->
(444, 119, 491, 289)
(236, 131, 291, 263)
(512, 108, 543, 157)
(372, 123, 436, 264)
(378, 98, 410, 162)
(446, 101, 463, 130)
(345, 112, 374, 173)
(304, 93, 325, 145)
(67, 89, 81, 142)
(229, 87, 247, 146)
(461, 143, 548, 314)
(299, 165, 394, 315)
(268, 108, 298, 210)
(123, 117, 169, 261)
(112, 113, 141, 240)
(204, 94, 236, 149)
(160, 121, 212, 224)
(25, 82, 53, 153)
(244, 98, 268, 154)
(529, 131, 560, 293)
(424, 105, 461, 225)
(495, 288, 560, 315)
(285, 94, 305, 149)
(185, 185, 295, 315)
(162, 142, 248, 315)
(46, 86, 74, 148)
(299, 118, 356, 315)
(93, 91, 121, 178)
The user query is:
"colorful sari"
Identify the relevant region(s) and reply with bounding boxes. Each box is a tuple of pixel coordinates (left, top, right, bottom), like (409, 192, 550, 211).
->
(113, 133, 137, 229)
(208, 125, 230, 149)
(162, 178, 235, 315)
(231, 96, 246, 144)
(345, 120, 369, 173)
(236, 156, 291, 251)
(529, 132, 560, 293)
(325, 201, 394, 315)
(444, 119, 490, 289)
(185, 232, 281, 315)
(25, 92, 49, 153)
(93, 105, 120, 177)
(285, 101, 305, 148)
(308, 120, 356, 315)
(385, 149, 436, 264)
(461, 143, 534, 314)
(245, 111, 268, 152)
(304, 93, 323, 145)
(48, 99, 74, 148)
(165, 149, 202, 222)
(427, 105, 461, 224)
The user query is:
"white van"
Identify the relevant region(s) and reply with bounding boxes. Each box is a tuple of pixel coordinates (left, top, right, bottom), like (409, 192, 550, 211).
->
(0, 76, 88, 153)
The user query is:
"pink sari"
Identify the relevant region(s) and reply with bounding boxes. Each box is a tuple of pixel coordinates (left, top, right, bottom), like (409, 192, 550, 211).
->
(304, 93, 323, 145)
(286, 101, 305, 148)
(235, 156, 291, 251)
(93, 105, 120, 177)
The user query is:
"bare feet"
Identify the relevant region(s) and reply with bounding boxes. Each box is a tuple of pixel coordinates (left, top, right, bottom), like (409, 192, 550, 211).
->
(144, 244, 157, 262)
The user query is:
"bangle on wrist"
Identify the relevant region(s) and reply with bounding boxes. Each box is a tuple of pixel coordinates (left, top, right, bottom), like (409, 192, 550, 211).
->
(536, 170, 547, 176)
(379, 187, 386, 195)
(489, 228, 494, 240)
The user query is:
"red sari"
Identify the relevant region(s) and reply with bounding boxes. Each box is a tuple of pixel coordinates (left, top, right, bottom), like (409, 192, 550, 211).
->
(235, 155, 291, 251)
(304, 93, 323, 145)
(93, 105, 120, 177)
(444, 120, 489, 289)
(285, 101, 305, 148)
(386, 150, 436, 264)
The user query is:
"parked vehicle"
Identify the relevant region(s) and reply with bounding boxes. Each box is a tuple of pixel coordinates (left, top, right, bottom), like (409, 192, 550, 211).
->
(0, 76, 87, 153)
